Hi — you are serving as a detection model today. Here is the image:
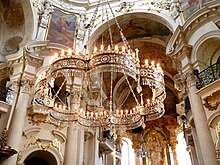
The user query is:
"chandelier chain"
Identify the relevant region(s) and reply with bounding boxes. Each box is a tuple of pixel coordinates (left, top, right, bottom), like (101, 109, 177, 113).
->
(123, 71, 140, 106)
(105, 1, 114, 48)
(107, 1, 132, 52)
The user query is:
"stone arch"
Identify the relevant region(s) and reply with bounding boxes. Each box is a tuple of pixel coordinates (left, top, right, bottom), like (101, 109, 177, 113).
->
(121, 137, 135, 165)
(24, 150, 58, 165)
(191, 30, 220, 69)
(18, 145, 62, 165)
(19, 0, 37, 45)
(207, 112, 220, 129)
(89, 11, 176, 48)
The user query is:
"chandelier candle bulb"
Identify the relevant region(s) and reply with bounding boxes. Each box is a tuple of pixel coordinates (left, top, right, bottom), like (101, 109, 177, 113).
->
(100, 45, 104, 51)
(68, 48, 72, 55)
(147, 99, 150, 105)
(145, 59, 148, 66)
(122, 46, 125, 53)
(61, 50, 65, 56)
(126, 110, 128, 115)
(151, 61, 155, 67)
(107, 45, 111, 52)
(94, 46, 97, 53)
(152, 89, 156, 99)
(75, 47, 79, 56)
(54, 52, 58, 59)
(135, 48, 139, 59)
(132, 52, 136, 59)
(156, 63, 160, 69)
(115, 45, 118, 52)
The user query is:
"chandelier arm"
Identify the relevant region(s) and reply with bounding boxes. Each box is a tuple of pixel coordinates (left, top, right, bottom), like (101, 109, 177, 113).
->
(52, 79, 67, 100)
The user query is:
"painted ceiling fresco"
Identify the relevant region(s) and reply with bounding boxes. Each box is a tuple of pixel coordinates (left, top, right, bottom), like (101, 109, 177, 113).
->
(93, 16, 171, 47)
(180, 0, 214, 20)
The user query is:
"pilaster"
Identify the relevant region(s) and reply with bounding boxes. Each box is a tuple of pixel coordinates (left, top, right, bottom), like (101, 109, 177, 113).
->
(185, 66, 218, 165)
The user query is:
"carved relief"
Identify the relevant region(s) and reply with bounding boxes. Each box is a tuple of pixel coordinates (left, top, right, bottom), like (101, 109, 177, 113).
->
(3, 36, 23, 55)
(203, 90, 220, 111)
(28, 108, 67, 129)
(170, 0, 180, 19)
(17, 134, 64, 164)
(115, 1, 134, 13)
(33, 0, 54, 28)
(28, 113, 47, 125)
(3, 1, 24, 28)
(141, 0, 170, 12)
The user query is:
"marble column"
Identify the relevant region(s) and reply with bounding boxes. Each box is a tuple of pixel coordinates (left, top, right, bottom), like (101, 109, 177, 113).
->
(187, 146, 199, 165)
(190, 126, 203, 165)
(64, 86, 84, 165)
(186, 68, 218, 165)
(170, 142, 178, 165)
(2, 79, 32, 165)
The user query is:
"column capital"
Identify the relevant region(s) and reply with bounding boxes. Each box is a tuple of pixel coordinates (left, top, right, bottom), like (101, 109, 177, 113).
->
(20, 78, 34, 94)
(185, 67, 197, 88)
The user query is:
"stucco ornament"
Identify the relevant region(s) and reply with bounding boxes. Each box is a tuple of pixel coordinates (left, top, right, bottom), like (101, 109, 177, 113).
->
(115, 1, 135, 13)
(141, 0, 170, 12)
(170, 0, 180, 19)
(33, 0, 54, 28)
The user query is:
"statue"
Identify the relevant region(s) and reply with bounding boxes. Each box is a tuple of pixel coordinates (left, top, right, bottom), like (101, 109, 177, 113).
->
(76, 12, 86, 41)
(34, 0, 54, 40)
(170, 0, 180, 19)
(148, 136, 164, 165)
(39, 1, 53, 27)
(76, 12, 87, 54)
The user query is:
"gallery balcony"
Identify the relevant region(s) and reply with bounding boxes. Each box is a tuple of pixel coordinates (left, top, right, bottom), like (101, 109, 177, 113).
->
(195, 63, 220, 90)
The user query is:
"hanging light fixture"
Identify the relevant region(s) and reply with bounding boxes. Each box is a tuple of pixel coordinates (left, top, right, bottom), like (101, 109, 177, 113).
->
(33, 0, 166, 130)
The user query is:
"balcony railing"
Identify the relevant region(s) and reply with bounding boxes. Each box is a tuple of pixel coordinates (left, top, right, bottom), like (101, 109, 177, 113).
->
(195, 63, 220, 89)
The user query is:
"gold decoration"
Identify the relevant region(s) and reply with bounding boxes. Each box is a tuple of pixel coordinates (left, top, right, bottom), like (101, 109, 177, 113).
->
(203, 90, 220, 111)
(17, 135, 64, 164)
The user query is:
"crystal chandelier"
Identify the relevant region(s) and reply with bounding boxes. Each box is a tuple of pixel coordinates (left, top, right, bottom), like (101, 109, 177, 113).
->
(33, 0, 166, 130)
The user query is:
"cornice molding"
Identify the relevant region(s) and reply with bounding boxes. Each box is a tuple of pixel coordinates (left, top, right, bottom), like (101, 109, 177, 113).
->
(167, 1, 220, 56)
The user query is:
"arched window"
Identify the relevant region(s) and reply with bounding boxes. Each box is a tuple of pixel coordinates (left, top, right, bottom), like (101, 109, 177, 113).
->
(176, 132, 192, 165)
(121, 137, 135, 165)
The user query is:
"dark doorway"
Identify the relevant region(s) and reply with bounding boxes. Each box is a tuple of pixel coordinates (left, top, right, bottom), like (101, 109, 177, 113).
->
(24, 157, 49, 165)
(24, 150, 57, 165)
